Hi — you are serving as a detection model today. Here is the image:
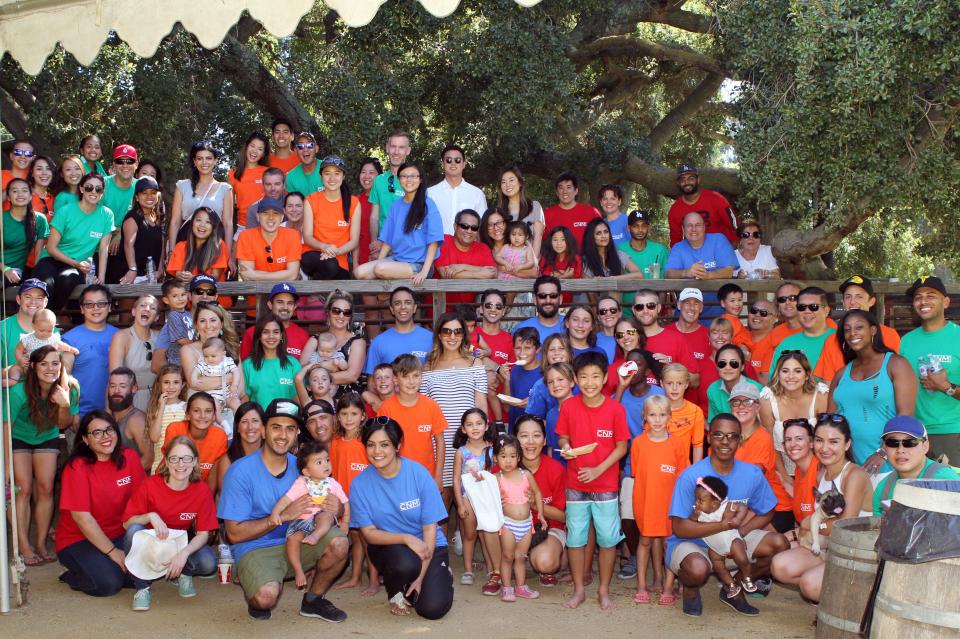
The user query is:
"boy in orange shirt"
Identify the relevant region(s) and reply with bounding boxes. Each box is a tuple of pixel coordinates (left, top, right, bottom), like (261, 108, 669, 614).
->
(661, 363, 705, 464)
(718, 283, 747, 346)
(376, 354, 447, 489)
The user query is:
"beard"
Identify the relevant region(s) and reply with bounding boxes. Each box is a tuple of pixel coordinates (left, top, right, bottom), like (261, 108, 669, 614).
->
(538, 304, 559, 319)
(109, 394, 134, 411)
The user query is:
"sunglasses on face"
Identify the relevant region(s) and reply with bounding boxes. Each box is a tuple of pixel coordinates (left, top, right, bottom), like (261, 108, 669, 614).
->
(83, 184, 104, 193)
(457, 222, 480, 232)
(634, 302, 658, 311)
(439, 327, 464, 336)
(615, 329, 638, 339)
(882, 436, 925, 449)
(295, 143, 316, 150)
(194, 288, 217, 296)
(536, 292, 560, 300)
(114, 158, 136, 165)
(483, 302, 504, 310)
(740, 231, 761, 239)
(443, 157, 464, 164)
(777, 294, 798, 304)
(797, 303, 822, 312)
(748, 306, 771, 317)
(329, 307, 352, 317)
(12, 149, 35, 157)
(717, 359, 741, 369)
(598, 307, 620, 316)
(711, 431, 742, 441)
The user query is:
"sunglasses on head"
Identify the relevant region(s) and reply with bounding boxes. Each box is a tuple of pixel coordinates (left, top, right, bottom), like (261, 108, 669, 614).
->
(882, 436, 925, 449)
(717, 359, 741, 369)
(483, 302, 504, 310)
(740, 231, 761, 239)
(748, 306, 771, 317)
(82, 184, 104, 193)
(598, 307, 620, 316)
(633, 302, 658, 311)
(777, 294, 798, 304)
(457, 222, 480, 232)
(193, 140, 213, 149)
(615, 328, 638, 339)
(797, 303, 822, 312)
(817, 412, 846, 424)
(329, 307, 352, 317)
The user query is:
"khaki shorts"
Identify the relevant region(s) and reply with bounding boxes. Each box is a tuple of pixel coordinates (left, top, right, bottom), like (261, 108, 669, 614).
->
(547, 527, 567, 547)
(236, 526, 345, 599)
(619, 477, 634, 520)
(668, 529, 768, 575)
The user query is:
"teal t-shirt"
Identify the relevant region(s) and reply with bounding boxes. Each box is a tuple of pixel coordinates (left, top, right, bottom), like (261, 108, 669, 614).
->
(54, 191, 77, 212)
(369, 171, 404, 229)
(900, 322, 960, 435)
(707, 377, 764, 421)
(103, 175, 138, 227)
(6, 381, 80, 445)
(2, 209, 49, 270)
(39, 200, 115, 262)
(80, 158, 108, 177)
(772, 328, 837, 378)
(285, 164, 323, 198)
(242, 356, 301, 406)
(873, 459, 960, 515)
(617, 239, 670, 313)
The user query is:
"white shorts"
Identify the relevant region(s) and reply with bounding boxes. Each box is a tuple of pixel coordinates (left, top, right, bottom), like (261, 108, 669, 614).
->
(668, 529, 768, 575)
(547, 527, 567, 547)
(619, 477, 634, 520)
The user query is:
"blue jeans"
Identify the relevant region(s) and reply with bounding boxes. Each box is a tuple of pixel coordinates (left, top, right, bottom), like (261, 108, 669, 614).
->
(57, 536, 134, 597)
(123, 524, 218, 588)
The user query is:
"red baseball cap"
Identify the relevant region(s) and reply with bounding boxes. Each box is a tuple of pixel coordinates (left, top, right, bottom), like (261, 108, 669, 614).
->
(114, 144, 138, 162)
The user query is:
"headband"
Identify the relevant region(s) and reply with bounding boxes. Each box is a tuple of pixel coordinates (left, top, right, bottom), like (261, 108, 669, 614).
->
(696, 477, 721, 501)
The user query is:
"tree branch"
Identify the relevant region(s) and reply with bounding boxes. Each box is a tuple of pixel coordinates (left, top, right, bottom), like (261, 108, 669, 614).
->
(648, 72, 725, 151)
(570, 35, 728, 77)
(622, 152, 744, 197)
(0, 86, 60, 158)
(644, 6, 715, 34)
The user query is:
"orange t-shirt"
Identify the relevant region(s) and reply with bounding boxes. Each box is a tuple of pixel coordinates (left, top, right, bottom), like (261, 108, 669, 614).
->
(735, 426, 793, 512)
(165, 239, 230, 279)
(2, 169, 26, 211)
(329, 434, 369, 496)
(742, 330, 777, 376)
(31, 192, 54, 221)
(792, 457, 820, 522)
(269, 153, 299, 174)
(163, 421, 228, 481)
(630, 433, 689, 536)
(235, 227, 302, 272)
(722, 313, 747, 344)
(377, 394, 448, 474)
(667, 400, 705, 462)
(304, 192, 359, 270)
(229, 166, 267, 227)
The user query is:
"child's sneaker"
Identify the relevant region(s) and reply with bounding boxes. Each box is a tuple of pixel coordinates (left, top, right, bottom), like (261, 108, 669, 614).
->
(617, 557, 637, 579)
(178, 574, 197, 598)
(482, 571, 502, 596)
(500, 586, 516, 602)
(460, 572, 475, 586)
(132, 587, 151, 611)
(740, 576, 757, 593)
(218, 543, 234, 564)
(514, 585, 539, 599)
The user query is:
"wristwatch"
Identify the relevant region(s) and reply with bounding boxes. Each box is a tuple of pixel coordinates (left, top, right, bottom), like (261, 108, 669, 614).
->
(947, 384, 958, 397)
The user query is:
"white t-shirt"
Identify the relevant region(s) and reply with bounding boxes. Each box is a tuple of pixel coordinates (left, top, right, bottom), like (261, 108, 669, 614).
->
(426, 179, 488, 235)
(736, 244, 779, 276)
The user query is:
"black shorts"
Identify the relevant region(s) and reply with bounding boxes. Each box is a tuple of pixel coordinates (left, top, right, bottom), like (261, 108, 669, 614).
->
(770, 510, 796, 534)
(12, 435, 61, 455)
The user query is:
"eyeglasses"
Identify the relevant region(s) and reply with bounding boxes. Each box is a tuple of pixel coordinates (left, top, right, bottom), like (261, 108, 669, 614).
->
(776, 294, 798, 304)
(598, 307, 620, 316)
(329, 307, 352, 317)
(12, 149, 35, 158)
(398, 173, 420, 181)
(443, 157, 464, 164)
(82, 184, 104, 193)
(295, 142, 316, 150)
(144, 341, 153, 362)
(265, 245, 273, 264)
(483, 302, 504, 310)
(457, 222, 480, 232)
(194, 288, 217, 296)
(114, 158, 136, 165)
(797, 303, 822, 312)
(633, 302, 658, 311)
(81, 300, 110, 309)
(710, 431, 742, 441)
(740, 231, 761, 239)
(439, 327, 464, 336)
(88, 427, 115, 439)
(615, 329, 638, 339)
(489, 220, 506, 228)
(882, 436, 925, 449)
(729, 399, 756, 408)
(536, 292, 560, 300)
(167, 454, 196, 464)
(717, 360, 741, 369)
(748, 306, 771, 317)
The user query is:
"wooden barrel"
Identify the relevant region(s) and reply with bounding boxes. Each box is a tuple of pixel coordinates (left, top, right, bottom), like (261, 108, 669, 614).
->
(815, 516, 881, 639)
(871, 479, 960, 638)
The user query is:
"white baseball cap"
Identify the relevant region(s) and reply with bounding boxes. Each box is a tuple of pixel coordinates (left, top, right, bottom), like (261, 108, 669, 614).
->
(678, 288, 703, 303)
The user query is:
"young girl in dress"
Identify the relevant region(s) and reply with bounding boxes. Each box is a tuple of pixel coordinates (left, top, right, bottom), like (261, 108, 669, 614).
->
(147, 365, 188, 473)
(495, 434, 545, 602)
(452, 408, 496, 585)
(496, 220, 536, 281)
(295, 361, 337, 406)
(631, 394, 688, 605)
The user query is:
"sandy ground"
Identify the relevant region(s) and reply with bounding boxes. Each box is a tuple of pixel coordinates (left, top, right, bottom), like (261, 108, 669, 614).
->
(4, 560, 816, 638)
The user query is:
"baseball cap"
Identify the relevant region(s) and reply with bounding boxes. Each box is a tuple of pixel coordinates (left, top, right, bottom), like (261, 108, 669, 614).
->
(256, 197, 285, 216)
(905, 275, 947, 298)
(113, 144, 138, 162)
(729, 380, 761, 402)
(19, 278, 48, 296)
(265, 398, 303, 427)
(627, 210, 652, 225)
(678, 287, 703, 303)
(134, 176, 159, 195)
(677, 163, 698, 177)
(881, 415, 927, 439)
(269, 282, 299, 301)
(304, 399, 335, 417)
(839, 275, 875, 297)
(320, 155, 347, 172)
(189, 274, 217, 293)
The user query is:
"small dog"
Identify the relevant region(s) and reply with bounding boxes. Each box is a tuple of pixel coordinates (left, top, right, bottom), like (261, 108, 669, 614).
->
(800, 483, 846, 556)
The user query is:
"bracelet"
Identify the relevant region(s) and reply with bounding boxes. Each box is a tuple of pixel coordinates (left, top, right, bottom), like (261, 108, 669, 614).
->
(102, 546, 115, 556)
(128, 267, 138, 272)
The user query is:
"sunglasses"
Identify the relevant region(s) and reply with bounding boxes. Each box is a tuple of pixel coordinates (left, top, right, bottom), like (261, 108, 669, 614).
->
(710, 431, 741, 441)
(740, 231, 761, 239)
(615, 329, 638, 339)
(295, 142, 316, 150)
(882, 436, 925, 449)
(82, 184, 104, 193)
(193, 140, 213, 149)
(457, 222, 480, 232)
(443, 157, 464, 164)
(194, 288, 217, 295)
(387, 173, 397, 194)
(536, 292, 560, 300)
(717, 359, 741, 369)
(329, 307, 352, 317)
(439, 327, 464, 336)
(598, 307, 620, 316)
(12, 148, 35, 158)
(144, 341, 153, 362)
(633, 302, 658, 311)
(797, 303, 822, 312)
(265, 245, 273, 264)
(483, 302, 504, 310)
(114, 158, 136, 165)
(777, 294, 798, 304)
(748, 306, 771, 317)
(817, 412, 846, 424)
(81, 300, 110, 309)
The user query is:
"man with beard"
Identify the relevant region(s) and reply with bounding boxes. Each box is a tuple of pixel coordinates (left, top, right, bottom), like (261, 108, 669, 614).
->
(514, 275, 566, 343)
(240, 283, 309, 359)
(369, 130, 412, 256)
(667, 414, 789, 617)
(364, 286, 433, 373)
(667, 164, 738, 247)
(219, 399, 348, 621)
(632, 288, 698, 382)
(618, 210, 669, 315)
(741, 299, 779, 384)
(285, 132, 323, 197)
(106, 367, 150, 470)
(62, 284, 119, 415)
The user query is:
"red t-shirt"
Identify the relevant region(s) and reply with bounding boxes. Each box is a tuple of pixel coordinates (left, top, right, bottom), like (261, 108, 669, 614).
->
(532, 455, 567, 530)
(667, 189, 738, 247)
(663, 323, 709, 406)
(56, 448, 145, 551)
(475, 327, 514, 365)
(434, 235, 496, 306)
(357, 193, 373, 264)
(543, 202, 600, 246)
(555, 395, 630, 493)
(540, 255, 582, 304)
(122, 474, 219, 532)
(645, 327, 698, 379)
(269, 153, 300, 174)
(240, 321, 310, 360)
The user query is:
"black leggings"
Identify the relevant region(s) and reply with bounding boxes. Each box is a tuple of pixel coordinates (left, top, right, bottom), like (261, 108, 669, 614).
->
(367, 544, 453, 620)
(301, 251, 350, 280)
(32, 257, 84, 311)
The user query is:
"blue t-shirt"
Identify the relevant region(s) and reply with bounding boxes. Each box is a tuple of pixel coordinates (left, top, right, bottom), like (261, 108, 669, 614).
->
(218, 452, 300, 562)
(349, 459, 448, 547)
(596, 333, 617, 364)
(666, 457, 777, 560)
(571, 344, 608, 363)
(513, 316, 565, 345)
(618, 385, 666, 474)
(63, 323, 119, 414)
(509, 366, 543, 427)
(364, 326, 433, 374)
(378, 197, 445, 264)
(606, 215, 629, 245)
(665, 233, 738, 273)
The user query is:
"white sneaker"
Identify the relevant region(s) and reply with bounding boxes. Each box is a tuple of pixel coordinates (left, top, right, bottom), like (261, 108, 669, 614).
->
(452, 531, 463, 556)
(218, 543, 234, 564)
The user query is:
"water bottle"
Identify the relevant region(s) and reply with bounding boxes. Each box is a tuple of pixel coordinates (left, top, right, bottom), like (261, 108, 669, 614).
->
(928, 353, 943, 374)
(145, 257, 156, 283)
(918, 355, 930, 377)
(85, 261, 97, 285)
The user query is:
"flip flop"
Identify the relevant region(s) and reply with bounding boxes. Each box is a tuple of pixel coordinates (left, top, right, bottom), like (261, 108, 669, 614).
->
(658, 592, 677, 606)
(23, 553, 43, 566)
(633, 590, 651, 604)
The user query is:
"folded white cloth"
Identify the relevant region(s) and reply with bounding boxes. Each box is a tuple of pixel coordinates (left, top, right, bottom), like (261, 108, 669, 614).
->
(463, 470, 504, 533)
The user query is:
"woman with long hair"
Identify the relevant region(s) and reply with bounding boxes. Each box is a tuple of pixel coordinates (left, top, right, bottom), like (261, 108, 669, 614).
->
(135, 159, 164, 183)
(355, 157, 383, 267)
(580, 218, 643, 302)
(168, 140, 234, 256)
(298, 290, 367, 395)
(228, 131, 270, 232)
(602, 317, 647, 396)
(28, 155, 56, 220)
(354, 162, 443, 285)
(164, 207, 229, 283)
(78, 134, 107, 176)
(53, 154, 85, 211)
(108, 294, 161, 411)
(242, 313, 302, 406)
(110, 176, 165, 284)
(215, 401, 266, 490)
(179, 302, 243, 396)
(2, 178, 47, 283)
(303, 156, 361, 279)
(497, 165, 545, 256)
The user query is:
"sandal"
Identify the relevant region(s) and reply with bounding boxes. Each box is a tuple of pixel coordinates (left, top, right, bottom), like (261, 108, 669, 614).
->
(23, 553, 43, 567)
(658, 592, 677, 606)
(389, 592, 411, 616)
(633, 590, 651, 604)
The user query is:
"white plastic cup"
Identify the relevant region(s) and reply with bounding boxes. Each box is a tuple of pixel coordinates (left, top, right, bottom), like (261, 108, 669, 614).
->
(218, 562, 232, 584)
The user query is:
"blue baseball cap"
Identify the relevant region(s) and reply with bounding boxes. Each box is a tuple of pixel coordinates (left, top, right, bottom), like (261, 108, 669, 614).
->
(189, 274, 217, 292)
(882, 416, 927, 439)
(269, 282, 299, 301)
(19, 278, 48, 296)
(256, 197, 285, 215)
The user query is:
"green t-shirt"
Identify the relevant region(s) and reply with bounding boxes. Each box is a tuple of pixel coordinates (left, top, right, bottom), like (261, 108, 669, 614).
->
(617, 239, 670, 313)
(54, 191, 77, 212)
(5, 381, 80, 445)
(900, 322, 960, 435)
(285, 164, 323, 199)
(369, 170, 404, 229)
(707, 377, 764, 421)
(873, 458, 960, 515)
(772, 328, 837, 378)
(103, 175, 138, 227)
(1, 315, 60, 370)
(80, 158, 108, 177)
(242, 356, 301, 407)
(2, 209, 49, 270)
(39, 200, 115, 262)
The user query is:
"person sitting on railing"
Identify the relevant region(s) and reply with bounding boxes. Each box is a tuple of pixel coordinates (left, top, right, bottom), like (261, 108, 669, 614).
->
(734, 219, 780, 280)
(580, 218, 644, 305)
(302, 156, 360, 280)
(433, 208, 497, 307)
(664, 212, 737, 281)
(165, 206, 230, 284)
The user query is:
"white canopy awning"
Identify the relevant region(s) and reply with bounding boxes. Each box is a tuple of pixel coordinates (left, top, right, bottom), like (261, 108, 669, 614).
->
(0, 0, 541, 75)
